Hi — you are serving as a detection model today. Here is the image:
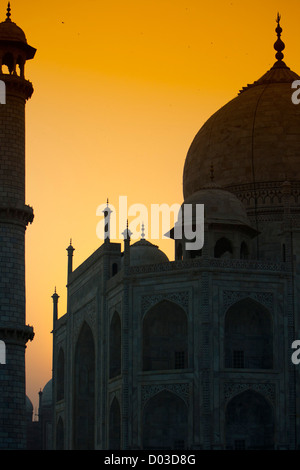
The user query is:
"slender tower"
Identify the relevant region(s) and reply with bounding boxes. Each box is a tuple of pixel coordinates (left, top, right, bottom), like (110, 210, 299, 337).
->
(0, 4, 36, 449)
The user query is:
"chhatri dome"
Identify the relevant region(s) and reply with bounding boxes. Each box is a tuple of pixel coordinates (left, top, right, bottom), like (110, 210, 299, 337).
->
(183, 14, 300, 199)
(0, 3, 26, 42)
(0, 3, 36, 59)
(183, 174, 254, 230)
(129, 224, 169, 266)
(41, 379, 52, 408)
(173, 166, 259, 251)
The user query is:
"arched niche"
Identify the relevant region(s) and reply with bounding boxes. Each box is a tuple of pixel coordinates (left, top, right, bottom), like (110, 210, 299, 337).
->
(214, 237, 233, 258)
(225, 389, 274, 449)
(142, 300, 188, 371)
(73, 322, 95, 449)
(143, 390, 188, 450)
(224, 298, 273, 369)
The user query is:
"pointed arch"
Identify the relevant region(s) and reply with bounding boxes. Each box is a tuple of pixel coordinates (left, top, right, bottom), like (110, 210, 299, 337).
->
(143, 390, 188, 450)
(225, 389, 274, 449)
(73, 322, 95, 449)
(214, 237, 233, 258)
(2, 52, 14, 74)
(224, 297, 273, 369)
(16, 54, 25, 78)
(142, 300, 188, 371)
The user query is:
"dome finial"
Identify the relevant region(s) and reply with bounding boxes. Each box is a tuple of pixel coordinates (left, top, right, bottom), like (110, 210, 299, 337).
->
(141, 222, 145, 239)
(274, 12, 285, 62)
(122, 219, 132, 240)
(6, 2, 11, 22)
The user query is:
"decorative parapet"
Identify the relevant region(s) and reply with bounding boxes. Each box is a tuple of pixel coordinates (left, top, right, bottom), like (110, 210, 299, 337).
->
(0, 325, 34, 344)
(227, 181, 300, 207)
(129, 257, 290, 275)
(0, 74, 34, 100)
(206, 258, 289, 272)
(0, 204, 34, 227)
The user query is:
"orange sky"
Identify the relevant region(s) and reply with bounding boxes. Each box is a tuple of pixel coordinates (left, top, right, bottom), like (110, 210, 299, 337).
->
(5, 0, 299, 415)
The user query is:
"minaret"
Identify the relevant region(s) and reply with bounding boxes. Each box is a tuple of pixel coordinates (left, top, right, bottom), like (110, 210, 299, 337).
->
(0, 4, 36, 449)
(51, 287, 60, 326)
(66, 239, 75, 278)
(122, 220, 132, 272)
(103, 198, 113, 244)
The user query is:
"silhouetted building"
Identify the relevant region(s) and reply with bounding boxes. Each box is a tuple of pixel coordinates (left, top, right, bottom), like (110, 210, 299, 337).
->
(26, 396, 41, 450)
(51, 16, 300, 449)
(26, 383, 53, 450)
(0, 4, 35, 449)
(39, 380, 53, 449)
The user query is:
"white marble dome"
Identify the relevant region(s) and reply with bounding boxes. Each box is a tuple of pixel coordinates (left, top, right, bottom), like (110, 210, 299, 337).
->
(183, 185, 252, 228)
(129, 239, 169, 266)
(41, 379, 52, 407)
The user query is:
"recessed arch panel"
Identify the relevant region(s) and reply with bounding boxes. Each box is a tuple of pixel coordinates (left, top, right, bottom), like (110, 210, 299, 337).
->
(225, 298, 273, 369)
(143, 390, 188, 450)
(73, 322, 95, 449)
(142, 300, 188, 371)
(225, 389, 274, 449)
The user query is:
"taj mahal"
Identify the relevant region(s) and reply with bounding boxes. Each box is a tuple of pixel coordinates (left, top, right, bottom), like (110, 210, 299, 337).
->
(0, 4, 300, 450)
(50, 14, 300, 450)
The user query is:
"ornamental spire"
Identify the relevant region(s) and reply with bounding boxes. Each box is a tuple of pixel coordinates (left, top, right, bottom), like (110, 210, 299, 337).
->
(5, 2, 11, 22)
(274, 13, 285, 62)
(122, 219, 132, 241)
(66, 239, 75, 277)
(103, 198, 113, 243)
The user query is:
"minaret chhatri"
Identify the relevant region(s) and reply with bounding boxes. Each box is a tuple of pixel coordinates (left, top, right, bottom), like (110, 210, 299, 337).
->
(0, 3, 36, 449)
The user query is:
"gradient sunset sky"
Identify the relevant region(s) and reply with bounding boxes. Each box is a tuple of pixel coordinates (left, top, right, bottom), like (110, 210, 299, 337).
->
(6, 0, 299, 414)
